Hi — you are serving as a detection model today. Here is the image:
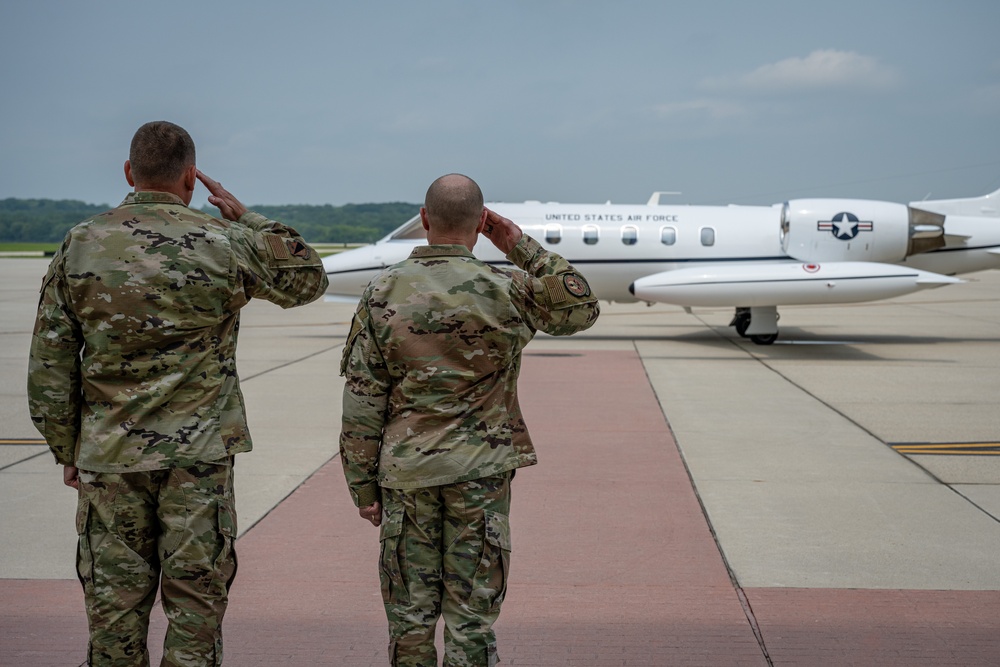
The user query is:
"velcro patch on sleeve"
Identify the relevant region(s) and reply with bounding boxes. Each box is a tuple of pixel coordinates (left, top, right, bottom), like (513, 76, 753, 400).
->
(264, 234, 291, 260)
(542, 274, 568, 305)
(563, 273, 591, 297)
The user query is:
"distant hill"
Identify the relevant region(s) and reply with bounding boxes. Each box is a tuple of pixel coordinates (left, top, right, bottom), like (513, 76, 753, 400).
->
(0, 199, 111, 243)
(245, 202, 419, 243)
(0, 198, 419, 243)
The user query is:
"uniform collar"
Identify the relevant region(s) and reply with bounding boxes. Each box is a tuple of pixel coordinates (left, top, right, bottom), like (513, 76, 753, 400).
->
(408, 245, 475, 259)
(120, 191, 187, 207)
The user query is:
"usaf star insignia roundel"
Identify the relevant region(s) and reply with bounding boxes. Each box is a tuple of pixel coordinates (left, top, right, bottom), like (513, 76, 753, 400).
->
(563, 273, 590, 297)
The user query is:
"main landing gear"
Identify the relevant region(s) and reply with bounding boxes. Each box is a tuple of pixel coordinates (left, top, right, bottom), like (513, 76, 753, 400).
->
(730, 306, 779, 345)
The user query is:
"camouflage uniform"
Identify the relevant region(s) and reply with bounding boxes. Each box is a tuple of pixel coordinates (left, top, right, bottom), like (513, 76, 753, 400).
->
(27, 191, 328, 666)
(340, 235, 599, 666)
(75, 463, 236, 667)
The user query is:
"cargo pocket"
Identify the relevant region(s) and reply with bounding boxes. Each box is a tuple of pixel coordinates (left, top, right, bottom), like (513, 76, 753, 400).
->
(75, 496, 94, 594)
(213, 496, 238, 595)
(378, 508, 409, 605)
(469, 510, 511, 612)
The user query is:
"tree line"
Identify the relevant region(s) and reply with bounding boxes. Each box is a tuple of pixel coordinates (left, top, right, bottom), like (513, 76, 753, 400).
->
(0, 198, 420, 243)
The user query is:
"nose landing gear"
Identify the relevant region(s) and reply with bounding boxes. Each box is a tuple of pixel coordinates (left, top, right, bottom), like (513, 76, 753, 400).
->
(729, 306, 779, 345)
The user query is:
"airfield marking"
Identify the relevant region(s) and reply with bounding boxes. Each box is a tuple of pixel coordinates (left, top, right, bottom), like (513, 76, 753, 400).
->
(890, 442, 1000, 456)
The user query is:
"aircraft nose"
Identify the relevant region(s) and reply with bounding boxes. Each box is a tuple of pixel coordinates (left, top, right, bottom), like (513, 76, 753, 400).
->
(322, 245, 383, 297)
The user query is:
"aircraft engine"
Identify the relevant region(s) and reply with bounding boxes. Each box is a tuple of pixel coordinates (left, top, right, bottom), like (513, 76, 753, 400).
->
(781, 199, 945, 263)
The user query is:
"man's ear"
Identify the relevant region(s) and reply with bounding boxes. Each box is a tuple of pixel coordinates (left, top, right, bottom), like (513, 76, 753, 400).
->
(182, 164, 197, 193)
(420, 207, 430, 231)
(475, 208, 487, 234)
(124, 160, 135, 187)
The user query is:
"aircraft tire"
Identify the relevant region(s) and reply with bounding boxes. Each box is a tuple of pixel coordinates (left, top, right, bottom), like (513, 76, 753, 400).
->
(750, 333, 778, 345)
(735, 316, 751, 337)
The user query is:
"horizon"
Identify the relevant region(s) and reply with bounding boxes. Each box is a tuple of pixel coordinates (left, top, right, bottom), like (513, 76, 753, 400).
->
(2, 2, 998, 210)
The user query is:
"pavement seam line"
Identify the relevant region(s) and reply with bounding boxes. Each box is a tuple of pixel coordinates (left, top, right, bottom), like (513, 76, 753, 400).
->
(0, 449, 48, 472)
(236, 341, 345, 537)
(892, 457, 1000, 526)
(237, 453, 339, 538)
(240, 343, 343, 382)
(733, 335, 1000, 527)
(633, 339, 775, 667)
(693, 311, 1000, 528)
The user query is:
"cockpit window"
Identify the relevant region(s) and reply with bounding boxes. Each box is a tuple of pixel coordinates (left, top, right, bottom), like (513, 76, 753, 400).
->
(389, 214, 426, 240)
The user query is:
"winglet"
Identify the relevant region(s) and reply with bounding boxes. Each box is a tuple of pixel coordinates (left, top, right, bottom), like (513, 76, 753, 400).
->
(911, 184, 1000, 217)
(647, 191, 681, 206)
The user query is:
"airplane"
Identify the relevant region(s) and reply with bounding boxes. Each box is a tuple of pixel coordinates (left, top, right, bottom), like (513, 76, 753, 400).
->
(321, 185, 1000, 344)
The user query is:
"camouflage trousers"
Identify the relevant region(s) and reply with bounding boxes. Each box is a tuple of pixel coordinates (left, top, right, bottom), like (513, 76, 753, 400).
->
(75, 461, 237, 667)
(379, 473, 512, 667)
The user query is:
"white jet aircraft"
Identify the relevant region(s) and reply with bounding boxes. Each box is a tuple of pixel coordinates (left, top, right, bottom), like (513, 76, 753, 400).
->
(322, 185, 1000, 344)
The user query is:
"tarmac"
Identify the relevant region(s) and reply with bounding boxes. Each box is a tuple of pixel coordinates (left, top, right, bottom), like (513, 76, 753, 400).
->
(1, 256, 999, 666)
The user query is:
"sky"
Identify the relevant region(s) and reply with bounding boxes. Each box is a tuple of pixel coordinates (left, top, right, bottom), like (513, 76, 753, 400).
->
(1, 1, 999, 211)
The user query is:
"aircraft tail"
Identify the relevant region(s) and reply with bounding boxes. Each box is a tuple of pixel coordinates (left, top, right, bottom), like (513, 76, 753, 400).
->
(911, 185, 1000, 218)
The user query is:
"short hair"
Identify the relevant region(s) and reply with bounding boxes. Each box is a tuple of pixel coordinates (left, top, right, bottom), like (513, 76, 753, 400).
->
(129, 121, 196, 187)
(424, 174, 484, 233)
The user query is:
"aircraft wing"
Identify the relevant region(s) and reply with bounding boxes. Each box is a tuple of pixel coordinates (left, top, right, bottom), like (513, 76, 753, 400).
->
(629, 261, 962, 308)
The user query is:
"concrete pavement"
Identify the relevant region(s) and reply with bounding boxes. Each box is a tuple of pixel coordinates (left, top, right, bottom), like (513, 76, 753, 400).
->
(2, 257, 999, 665)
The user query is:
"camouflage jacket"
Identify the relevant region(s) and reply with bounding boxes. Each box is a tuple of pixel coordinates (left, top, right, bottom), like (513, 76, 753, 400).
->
(27, 191, 329, 472)
(339, 234, 600, 507)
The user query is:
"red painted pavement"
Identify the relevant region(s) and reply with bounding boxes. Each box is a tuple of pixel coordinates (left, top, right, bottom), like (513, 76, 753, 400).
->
(746, 588, 1000, 666)
(3, 349, 999, 665)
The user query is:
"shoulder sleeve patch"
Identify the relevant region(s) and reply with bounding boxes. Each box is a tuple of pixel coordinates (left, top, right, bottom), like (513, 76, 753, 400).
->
(39, 264, 57, 295)
(563, 273, 591, 298)
(265, 234, 291, 260)
(541, 274, 568, 306)
(258, 233, 321, 268)
(340, 310, 367, 376)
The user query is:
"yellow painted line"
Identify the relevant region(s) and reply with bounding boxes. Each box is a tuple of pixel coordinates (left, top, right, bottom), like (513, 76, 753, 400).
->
(896, 450, 1000, 456)
(0, 438, 46, 445)
(896, 443, 999, 449)
(891, 442, 1000, 456)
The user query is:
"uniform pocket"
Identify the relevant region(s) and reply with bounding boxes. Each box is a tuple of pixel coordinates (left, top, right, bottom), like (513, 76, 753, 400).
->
(74, 496, 94, 593)
(469, 510, 511, 612)
(213, 496, 238, 594)
(378, 508, 409, 605)
(75, 495, 90, 534)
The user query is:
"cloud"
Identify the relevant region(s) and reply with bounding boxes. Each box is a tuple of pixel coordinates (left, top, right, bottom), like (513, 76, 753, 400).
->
(702, 49, 898, 93)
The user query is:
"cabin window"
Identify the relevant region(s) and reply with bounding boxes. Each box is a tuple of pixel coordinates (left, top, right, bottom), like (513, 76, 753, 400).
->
(544, 224, 562, 244)
(582, 225, 600, 245)
(700, 227, 716, 246)
(621, 225, 638, 246)
(660, 226, 677, 245)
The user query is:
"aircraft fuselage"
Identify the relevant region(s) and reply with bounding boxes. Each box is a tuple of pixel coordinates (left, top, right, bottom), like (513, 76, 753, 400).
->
(322, 188, 1000, 342)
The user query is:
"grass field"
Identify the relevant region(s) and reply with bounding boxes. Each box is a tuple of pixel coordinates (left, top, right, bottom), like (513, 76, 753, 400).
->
(0, 242, 58, 257)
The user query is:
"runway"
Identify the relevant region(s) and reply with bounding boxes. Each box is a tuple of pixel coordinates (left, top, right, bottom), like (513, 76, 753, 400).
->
(2, 257, 999, 665)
